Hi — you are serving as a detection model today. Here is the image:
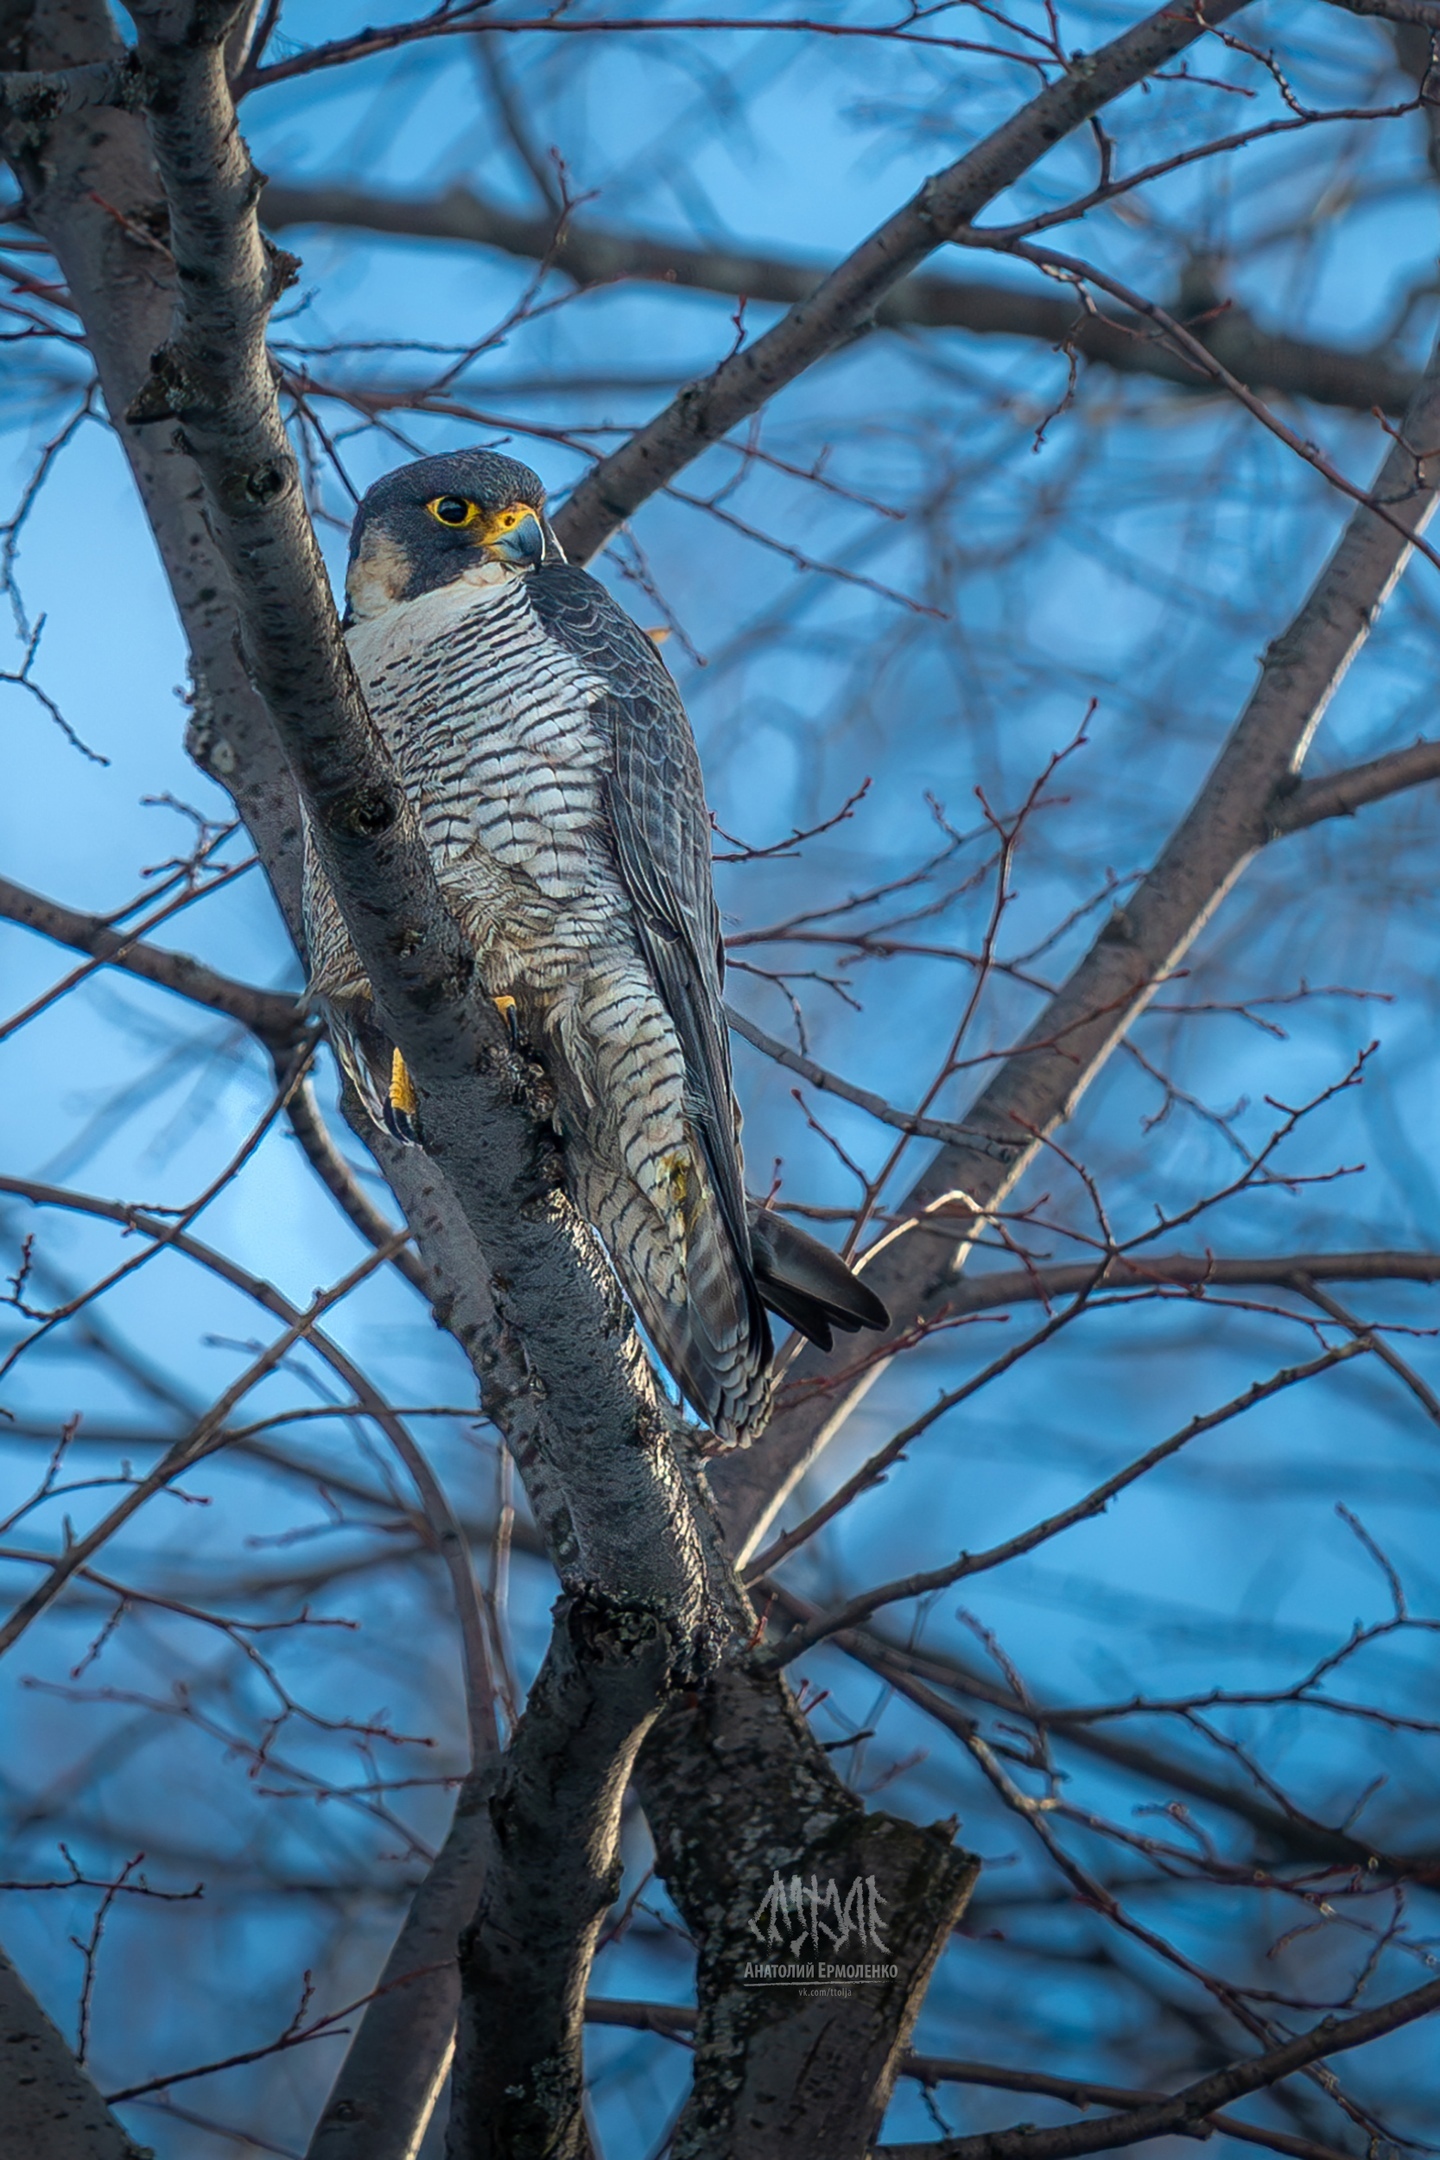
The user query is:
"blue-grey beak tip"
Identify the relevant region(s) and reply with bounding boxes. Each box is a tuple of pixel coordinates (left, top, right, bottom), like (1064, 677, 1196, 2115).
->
(496, 511, 548, 569)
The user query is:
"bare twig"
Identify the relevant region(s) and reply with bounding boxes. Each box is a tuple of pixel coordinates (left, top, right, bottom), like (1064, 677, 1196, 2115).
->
(257, 179, 1419, 420)
(875, 1969, 1440, 2158)
(552, 0, 1256, 562)
(757, 1343, 1366, 1667)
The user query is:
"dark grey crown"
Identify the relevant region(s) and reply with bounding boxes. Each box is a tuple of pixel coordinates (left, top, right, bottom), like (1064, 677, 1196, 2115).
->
(348, 450, 546, 564)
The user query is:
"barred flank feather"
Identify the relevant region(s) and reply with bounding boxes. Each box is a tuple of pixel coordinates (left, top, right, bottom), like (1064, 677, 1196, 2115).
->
(572, 1138, 772, 1449)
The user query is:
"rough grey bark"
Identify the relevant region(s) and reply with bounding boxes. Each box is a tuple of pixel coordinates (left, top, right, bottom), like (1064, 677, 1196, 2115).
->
(710, 330, 1440, 1562)
(1334, 0, 1440, 27)
(2, 10, 686, 2153)
(552, 0, 1256, 564)
(259, 177, 1419, 421)
(0, 1940, 148, 2160)
(645, 1672, 978, 2160)
(0, 46, 140, 123)
(638, 1475, 979, 2160)
(447, 1596, 676, 2160)
(113, 0, 709, 1648)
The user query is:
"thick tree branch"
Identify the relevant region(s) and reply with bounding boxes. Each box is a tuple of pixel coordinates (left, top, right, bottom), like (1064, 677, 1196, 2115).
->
(449, 1594, 674, 2160)
(0, 49, 143, 130)
(306, 1776, 490, 2160)
(551, 0, 1255, 563)
(636, 1482, 979, 2160)
(0, 1938, 149, 2160)
(1324, 0, 1440, 25)
(712, 324, 1440, 1564)
(1270, 736, 1440, 829)
(258, 178, 1419, 421)
(0, 870, 302, 1046)
(115, 0, 709, 1654)
(7, 49, 700, 2160)
(24, 6, 1424, 2152)
(942, 1246, 1440, 1312)
(0, 35, 560, 2137)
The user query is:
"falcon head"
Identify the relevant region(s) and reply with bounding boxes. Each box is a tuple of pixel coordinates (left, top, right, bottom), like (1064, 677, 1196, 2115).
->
(344, 449, 564, 622)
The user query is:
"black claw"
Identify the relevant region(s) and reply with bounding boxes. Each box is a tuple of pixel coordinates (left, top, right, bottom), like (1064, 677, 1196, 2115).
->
(383, 1101, 418, 1145)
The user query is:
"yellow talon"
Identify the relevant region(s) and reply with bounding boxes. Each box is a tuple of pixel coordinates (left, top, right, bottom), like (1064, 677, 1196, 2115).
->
(493, 993, 520, 1046)
(390, 1047, 418, 1121)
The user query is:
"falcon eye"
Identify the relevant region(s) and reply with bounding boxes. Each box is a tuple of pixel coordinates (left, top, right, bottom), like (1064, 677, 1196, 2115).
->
(428, 496, 479, 528)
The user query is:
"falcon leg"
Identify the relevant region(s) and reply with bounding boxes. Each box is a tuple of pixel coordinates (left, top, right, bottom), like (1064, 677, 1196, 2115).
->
(385, 1046, 419, 1143)
(493, 994, 522, 1048)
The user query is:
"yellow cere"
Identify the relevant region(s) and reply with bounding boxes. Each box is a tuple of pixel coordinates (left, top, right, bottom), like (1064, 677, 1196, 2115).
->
(482, 503, 533, 543)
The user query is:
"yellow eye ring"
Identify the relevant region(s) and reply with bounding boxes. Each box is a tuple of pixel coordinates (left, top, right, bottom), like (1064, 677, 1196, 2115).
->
(428, 496, 479, 528)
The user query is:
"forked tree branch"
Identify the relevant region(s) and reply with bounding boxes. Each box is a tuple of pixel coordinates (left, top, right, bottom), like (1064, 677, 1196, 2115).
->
(10, 2, 1430, 2153)
(34, 9, 714, 2151)
(1271, 736, 1440, 829)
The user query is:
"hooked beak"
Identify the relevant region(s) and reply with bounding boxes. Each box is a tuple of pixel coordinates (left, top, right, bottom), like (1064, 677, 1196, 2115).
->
(480, 506, 548, 569)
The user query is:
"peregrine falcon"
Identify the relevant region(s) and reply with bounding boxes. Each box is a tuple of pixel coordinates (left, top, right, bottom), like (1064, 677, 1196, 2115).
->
(303, 449, 887, 1446)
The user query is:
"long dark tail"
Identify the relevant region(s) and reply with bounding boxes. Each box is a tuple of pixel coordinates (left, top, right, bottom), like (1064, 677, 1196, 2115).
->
(747, 1205, 889, 1352)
